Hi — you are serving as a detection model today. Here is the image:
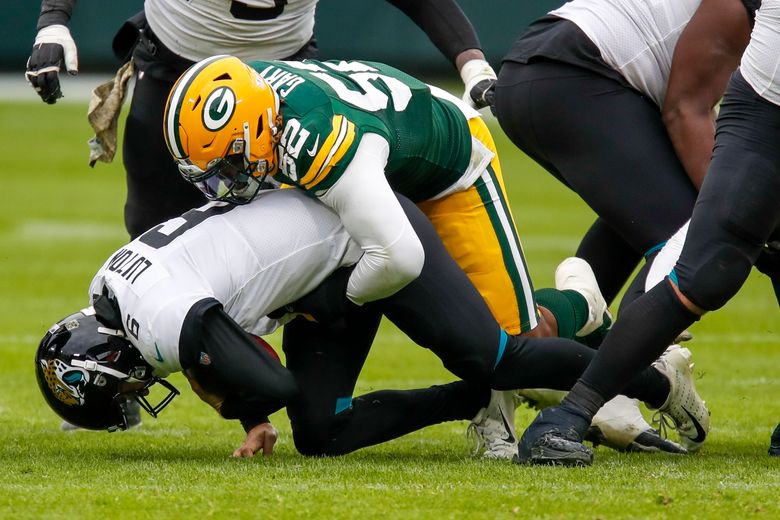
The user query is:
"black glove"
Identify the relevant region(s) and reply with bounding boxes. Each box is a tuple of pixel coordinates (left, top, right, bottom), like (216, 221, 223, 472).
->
(26, 24, 78, 104)
(268, 266, 358, 324)
(460, 58, 497, 110)
(469, 78, 496, 112)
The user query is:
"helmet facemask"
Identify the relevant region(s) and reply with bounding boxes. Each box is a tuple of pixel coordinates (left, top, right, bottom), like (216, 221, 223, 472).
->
(177, 118, 278, 204)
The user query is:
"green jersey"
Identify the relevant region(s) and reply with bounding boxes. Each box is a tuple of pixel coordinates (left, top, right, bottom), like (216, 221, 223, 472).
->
(250, 59, 473, 201)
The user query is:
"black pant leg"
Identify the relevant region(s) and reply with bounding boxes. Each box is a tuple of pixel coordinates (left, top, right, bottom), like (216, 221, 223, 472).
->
(495, 61, 697, 300)
(576, 218, 642, 305)
(122, 72, 207, 238)
(577, 72, 780, 403)
(284, 313, 487, 457)
(675, 72, 780, 310)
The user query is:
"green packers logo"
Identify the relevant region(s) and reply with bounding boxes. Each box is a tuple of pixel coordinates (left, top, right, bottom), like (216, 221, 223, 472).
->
(41, 359, 88, 406)
(202, 86, 236, 131)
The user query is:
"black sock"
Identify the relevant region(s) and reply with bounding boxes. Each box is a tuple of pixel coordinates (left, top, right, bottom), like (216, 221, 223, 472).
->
(578, 279, 699, 403)
(561, 380, 605, 419)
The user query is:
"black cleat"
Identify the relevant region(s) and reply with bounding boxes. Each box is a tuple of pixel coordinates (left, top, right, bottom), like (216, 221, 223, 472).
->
(515, 405, 594, 467)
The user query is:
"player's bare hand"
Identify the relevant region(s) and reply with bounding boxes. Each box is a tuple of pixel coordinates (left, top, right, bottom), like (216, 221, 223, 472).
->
(232, 422, 278, 458)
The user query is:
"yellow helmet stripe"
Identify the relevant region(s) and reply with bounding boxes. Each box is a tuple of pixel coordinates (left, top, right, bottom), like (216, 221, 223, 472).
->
(299, 115, 356, 188)
(165, 55, 230, 159)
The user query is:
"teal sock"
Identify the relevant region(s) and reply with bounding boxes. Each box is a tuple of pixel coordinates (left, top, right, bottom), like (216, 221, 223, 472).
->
(533, 288, 590, 340)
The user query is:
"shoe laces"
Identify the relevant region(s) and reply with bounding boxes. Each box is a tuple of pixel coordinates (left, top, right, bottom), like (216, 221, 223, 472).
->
(466, 422, 486, 456)
(651, 410, 676, 440)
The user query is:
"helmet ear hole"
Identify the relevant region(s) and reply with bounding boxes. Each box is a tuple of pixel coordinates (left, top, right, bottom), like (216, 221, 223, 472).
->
(256, 115, 263, 139)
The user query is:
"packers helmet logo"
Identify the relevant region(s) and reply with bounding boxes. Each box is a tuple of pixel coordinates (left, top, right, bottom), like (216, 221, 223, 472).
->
(41, 359, 88, 406)
(202, 86, 236, 131)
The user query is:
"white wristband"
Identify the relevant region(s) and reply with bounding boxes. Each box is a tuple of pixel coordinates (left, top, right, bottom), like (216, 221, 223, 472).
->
(459, 59, 496, 87)
(35, 24, 79, 74)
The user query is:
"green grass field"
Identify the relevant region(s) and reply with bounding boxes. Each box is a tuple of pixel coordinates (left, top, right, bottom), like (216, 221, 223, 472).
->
(1, 100, 778, 519)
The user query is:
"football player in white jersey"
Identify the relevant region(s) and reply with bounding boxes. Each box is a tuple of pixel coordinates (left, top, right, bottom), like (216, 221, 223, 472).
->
(517, 0, 780, 465)
(36, 190, 698, 459)
(25, 0, 496, 240)
(24, 0, 495, 430)
(493, 0, 759, 311)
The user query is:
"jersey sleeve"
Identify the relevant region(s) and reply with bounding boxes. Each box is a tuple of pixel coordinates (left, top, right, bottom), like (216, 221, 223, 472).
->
(275, 108, 361, 193)
(180, 303, 299, 403)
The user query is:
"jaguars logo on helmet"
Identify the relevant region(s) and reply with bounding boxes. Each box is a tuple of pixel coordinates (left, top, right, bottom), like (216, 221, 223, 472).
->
(40, 358, 89, 406)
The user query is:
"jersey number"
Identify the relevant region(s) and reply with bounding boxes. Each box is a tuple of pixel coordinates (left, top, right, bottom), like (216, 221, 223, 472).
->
(139, 203, 238, 249)
(288, 61, 413, 112)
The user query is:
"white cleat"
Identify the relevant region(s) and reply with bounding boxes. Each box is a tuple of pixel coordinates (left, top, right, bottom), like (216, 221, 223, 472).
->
(651, 345, 710, 452)
(587, 395, 686, 453)
(467, 390, 518, 460)
(554, 257, 611, 337)
(516, 388, 566, 411)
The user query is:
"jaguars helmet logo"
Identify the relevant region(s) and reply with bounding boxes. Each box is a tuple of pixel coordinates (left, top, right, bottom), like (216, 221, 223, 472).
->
(40, 359, 89, 406)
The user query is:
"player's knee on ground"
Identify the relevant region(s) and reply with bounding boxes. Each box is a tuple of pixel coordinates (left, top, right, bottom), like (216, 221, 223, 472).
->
(291, 421, 335, 457)
(677, 244, 754, 311)
(290, 410, 353, 457)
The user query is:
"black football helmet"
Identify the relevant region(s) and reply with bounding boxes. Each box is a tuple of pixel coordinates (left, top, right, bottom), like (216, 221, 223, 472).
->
(35, 306, 179, 431)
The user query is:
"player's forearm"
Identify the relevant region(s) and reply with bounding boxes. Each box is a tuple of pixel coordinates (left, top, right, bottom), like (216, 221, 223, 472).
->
(37, 0, 76, 29)
(663, 104, 715, 190)
(320, 135, 424, 305)
(346, 226, 424, 304)
(385, 0, 481, 67)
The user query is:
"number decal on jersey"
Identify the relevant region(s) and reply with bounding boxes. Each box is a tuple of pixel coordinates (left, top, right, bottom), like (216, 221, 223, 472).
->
(229, 0, 287, 21)
(283, 61, 413, 112)
(125, 314, 140, 340)
(139, 203, 238, 249)
(107, 248, 153, 284)
(278, 119, 313, 181)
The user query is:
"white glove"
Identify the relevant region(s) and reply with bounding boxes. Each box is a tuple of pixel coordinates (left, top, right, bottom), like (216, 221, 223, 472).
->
(26, 24, 79, 104)
(459, 59, 497, 110)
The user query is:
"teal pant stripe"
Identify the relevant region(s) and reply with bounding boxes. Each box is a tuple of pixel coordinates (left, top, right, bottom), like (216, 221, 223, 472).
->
(645, 241, 667, 258)
(335, 396, 353, 414)
(669, 268, 679, 286)
(494, 329, 508, 369)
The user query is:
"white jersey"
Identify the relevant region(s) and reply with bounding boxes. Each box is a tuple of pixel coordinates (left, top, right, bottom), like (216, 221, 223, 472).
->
(741, 0, 780, 106)
(88, 189, 362, 377)
(552, 0, 701, 107)
(144, 0, 318, 62)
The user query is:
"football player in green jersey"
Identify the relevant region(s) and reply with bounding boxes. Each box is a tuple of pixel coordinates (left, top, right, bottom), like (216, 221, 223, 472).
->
(163, 56, 673, 458)
(164, 55, 603, 339)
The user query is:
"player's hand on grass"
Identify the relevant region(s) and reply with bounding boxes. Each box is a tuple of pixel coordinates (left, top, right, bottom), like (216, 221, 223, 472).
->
(232, 422, 278, 458)
(25, 25, 78, 104)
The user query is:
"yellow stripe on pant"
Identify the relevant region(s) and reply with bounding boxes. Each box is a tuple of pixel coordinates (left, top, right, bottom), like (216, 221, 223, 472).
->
(417, 117, 538, 335)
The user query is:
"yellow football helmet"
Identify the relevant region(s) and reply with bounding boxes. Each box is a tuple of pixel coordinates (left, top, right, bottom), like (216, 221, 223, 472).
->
(163, 55, 281, 203)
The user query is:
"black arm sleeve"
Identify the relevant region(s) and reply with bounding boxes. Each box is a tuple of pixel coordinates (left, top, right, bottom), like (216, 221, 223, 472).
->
(179, 299, 298, 430)
(37, 0, 76, 29)
(384, 0, 481, 65)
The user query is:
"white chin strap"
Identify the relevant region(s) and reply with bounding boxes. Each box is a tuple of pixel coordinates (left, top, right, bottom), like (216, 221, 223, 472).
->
(70, 358, 130, 380)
